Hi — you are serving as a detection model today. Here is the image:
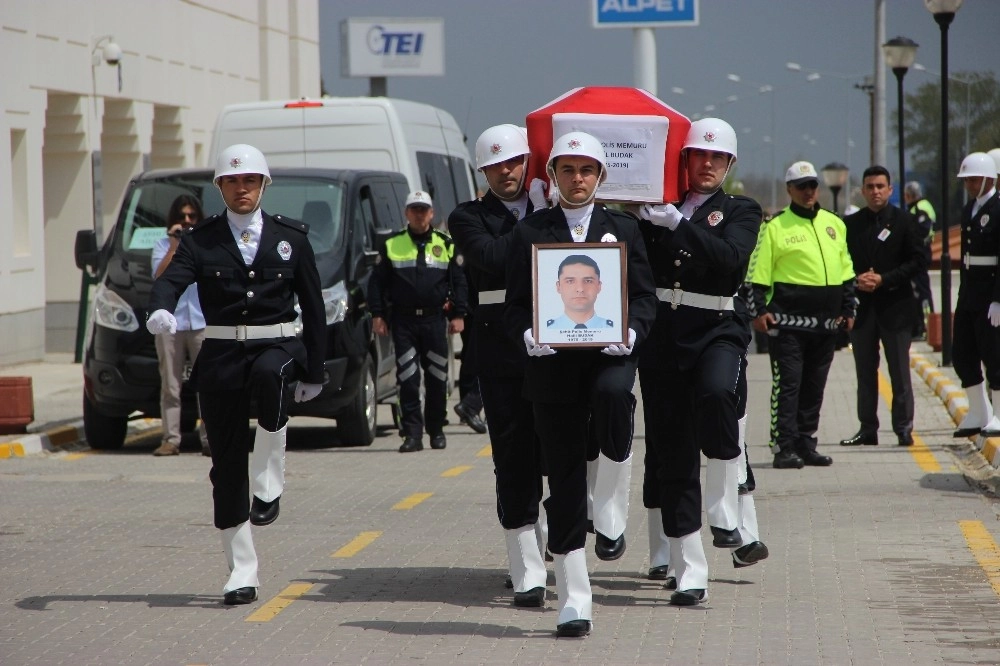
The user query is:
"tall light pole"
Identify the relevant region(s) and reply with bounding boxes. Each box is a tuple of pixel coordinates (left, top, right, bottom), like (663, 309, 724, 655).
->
(882, 36, 918, 188)
(822, 163, 850, 215)
(926, 0, 964, 367)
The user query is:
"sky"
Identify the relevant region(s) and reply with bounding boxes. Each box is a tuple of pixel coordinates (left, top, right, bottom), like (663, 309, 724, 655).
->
(317, 0, 999, 208)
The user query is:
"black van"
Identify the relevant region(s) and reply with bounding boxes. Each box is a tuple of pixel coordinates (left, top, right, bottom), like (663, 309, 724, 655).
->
(74, 167, 408, 449)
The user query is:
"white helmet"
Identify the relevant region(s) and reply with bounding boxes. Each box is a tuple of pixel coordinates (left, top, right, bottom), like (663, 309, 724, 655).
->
(957, 152, 997, 179)
(214, 144, 272, 186)
(475, 124, 530, 170)
(988, 148, 1000, 176)
(684, 117, 738, 159)
(546, 131, 607, 179)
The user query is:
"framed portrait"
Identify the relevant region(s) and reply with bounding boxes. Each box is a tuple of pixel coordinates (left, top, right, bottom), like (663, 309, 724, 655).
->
(532, 242, 628, 348)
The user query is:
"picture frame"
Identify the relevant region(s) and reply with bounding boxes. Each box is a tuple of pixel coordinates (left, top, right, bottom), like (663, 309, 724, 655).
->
(532, 242, 628, 348)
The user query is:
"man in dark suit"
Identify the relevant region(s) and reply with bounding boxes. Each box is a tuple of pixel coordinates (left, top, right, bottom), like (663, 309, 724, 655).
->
(839, 165, 926, 448)
(504, 131, 656, 637)
(636, 117, 764, 607)
(147, 144, 326, 605)
(449, 124, 546, 609)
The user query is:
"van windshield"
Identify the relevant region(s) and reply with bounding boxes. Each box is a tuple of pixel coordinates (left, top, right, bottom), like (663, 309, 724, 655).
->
(117, 173, 346, 277)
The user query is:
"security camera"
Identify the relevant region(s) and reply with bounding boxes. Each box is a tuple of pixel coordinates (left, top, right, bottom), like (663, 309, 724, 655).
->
(102, 42, 122, 66)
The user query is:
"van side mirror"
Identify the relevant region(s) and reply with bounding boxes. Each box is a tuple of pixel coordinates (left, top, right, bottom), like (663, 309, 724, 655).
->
(74, 230, 99, 271)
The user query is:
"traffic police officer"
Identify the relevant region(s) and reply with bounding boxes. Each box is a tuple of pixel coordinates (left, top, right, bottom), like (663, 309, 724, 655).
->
(746, 161, 856, 469)
(449, 124, 547, 608)
(148, 144, 327, 605)
(370, 191, 468, 453)
(903, 180, 937, 338)
(504, 131, 657, 637)
(951, 152, 1000, 437)
(636, 118, 763, 605)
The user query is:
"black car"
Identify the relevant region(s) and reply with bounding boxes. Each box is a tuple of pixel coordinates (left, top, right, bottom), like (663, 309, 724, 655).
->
(74, 167, 409, 449)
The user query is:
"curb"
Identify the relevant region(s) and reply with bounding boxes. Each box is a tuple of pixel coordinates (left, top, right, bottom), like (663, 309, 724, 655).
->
(0, 418, 161, 458)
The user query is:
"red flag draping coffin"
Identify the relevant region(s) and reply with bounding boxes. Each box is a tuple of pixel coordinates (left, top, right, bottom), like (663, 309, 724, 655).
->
(525, 86, 691, 204)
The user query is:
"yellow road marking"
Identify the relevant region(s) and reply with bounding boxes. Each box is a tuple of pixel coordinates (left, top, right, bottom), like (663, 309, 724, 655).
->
(245, 582, 314, 622)
(960, 520, 1000, 598)
(441, 465, 472, 477)
(0, 443, 25, 458)
(877, 370, 940, 472)
(477, 445, 492, 458)
(393, 492, 433, 510)
(332, 531, 381, 557)
(61, 452, 91, 461)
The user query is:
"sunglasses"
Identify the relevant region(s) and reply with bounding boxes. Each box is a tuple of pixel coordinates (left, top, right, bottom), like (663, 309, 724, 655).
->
(793, 181, 819, 191)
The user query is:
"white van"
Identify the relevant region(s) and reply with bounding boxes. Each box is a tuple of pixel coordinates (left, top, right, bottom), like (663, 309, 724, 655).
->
(210, 97, 476, 219)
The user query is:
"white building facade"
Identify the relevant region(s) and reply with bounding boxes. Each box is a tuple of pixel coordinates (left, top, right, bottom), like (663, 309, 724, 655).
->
(0, 0, 319, 364)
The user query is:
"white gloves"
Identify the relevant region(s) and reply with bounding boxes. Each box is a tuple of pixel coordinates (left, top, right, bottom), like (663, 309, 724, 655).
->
(294, 382, 323, 403)
(601, 328, 637, 356)
(640, 203, 683, 231)
(989, 302, 1000, 327)
(146, 309, 177, 335)
(528, 178, 549, 210)
(523, 329, 556, 357)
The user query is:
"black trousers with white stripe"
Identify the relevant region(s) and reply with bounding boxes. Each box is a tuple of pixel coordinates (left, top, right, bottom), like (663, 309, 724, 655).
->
(199, 346, 295, 530)
(392, 314, 449, 439)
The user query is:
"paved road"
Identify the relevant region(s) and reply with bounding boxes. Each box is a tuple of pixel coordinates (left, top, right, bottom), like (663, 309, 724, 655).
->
(2, 346, 1000, 665)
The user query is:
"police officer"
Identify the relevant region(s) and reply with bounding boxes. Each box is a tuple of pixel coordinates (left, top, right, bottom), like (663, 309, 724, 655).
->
(504, 131, 657, 637)
(746, 161, 856, 469)
(449, 124, 547, 608)
(370, 191, 468, 453)
(636, 118, 763, 606)
(951, 152, 1000, 437)
(903, 181, 937, 339)
(147, 144, 326, 605)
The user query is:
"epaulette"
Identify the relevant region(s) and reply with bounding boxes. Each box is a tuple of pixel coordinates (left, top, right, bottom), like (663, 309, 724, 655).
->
(433, 228, 453, 245)
(272, 214, 309, 234)
(606, 319, 614, 327)
(546, 319, 555, 326)
(190, 213, 224, 233)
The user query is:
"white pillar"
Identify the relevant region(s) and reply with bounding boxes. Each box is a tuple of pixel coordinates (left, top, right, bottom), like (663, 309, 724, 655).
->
(633, 28, 657, 96)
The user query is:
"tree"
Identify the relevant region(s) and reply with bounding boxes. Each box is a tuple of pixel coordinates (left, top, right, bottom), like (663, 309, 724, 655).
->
(900, 70, 1000, 222)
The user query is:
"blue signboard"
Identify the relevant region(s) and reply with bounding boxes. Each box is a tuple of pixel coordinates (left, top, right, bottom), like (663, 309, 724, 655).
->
(593, 0, 699, 28)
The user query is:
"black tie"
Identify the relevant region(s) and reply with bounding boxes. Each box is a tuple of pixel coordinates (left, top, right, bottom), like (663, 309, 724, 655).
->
(575, 323, 587, 329)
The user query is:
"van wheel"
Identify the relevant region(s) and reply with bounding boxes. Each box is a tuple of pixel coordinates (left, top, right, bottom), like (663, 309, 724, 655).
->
(336, 355, 376, 446)
(83, 395, 127, 450)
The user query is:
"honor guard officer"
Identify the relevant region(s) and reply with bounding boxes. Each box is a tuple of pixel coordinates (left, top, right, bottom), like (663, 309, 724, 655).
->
(370, 191, 468, 453)
(449, 124, 547, 608)
(147, 144, 326, 605)
(504, 131, 657, 637)
(950, 152, 1000, 437)
(746, 161, 855, 469)
(636, 118, 763, 606)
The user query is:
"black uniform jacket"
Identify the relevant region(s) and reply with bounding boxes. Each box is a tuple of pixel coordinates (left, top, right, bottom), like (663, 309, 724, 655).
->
(638, 190, 762, 370)
(957, 192, 1000, 312)
(844, 204, 926, 329)
(503, 205, 657, 403)
(149, 211, 327, 390)
(448, 192, 534, 378)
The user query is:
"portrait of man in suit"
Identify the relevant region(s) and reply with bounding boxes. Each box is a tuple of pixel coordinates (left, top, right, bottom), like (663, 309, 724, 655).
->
(547, 254, 614, 329)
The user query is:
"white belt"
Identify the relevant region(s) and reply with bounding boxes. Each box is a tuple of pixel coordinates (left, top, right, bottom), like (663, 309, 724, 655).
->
(656, 288, 734, 311)
(478, 289, 506, 305)
(204, 322, 297, 341)
(963, 254, 999, 268)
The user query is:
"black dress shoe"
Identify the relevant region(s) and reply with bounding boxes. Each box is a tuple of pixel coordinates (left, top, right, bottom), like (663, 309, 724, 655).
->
(556, 619, 591, 637)
(799, 450, 833, 466)
(453, 403, 487, 434)
(733, 541, 770, 568)
(648, 565, 670, 581)
(399, 436, 423, 453)
(430, 433, 447, 450)
(896, 432, 914, 446)
(594, 532, 625, 561)
(772, 449, 805, 469)
(669, 589, 707, 606)
(250, 496, 279, 526)
(710, 526, 742, 548)
(839, 431, 878, 446)
(223, 587, 258, 605)
(513, 586, 546, 607)
(954, 426, 983, 438)
(664, 576, 677, 590)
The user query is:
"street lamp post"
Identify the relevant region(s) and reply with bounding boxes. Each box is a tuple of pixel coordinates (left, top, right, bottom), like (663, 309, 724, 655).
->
(882, 37, 919, 188)
(927, 0, 964, 366)
(821, 162, 850, 215)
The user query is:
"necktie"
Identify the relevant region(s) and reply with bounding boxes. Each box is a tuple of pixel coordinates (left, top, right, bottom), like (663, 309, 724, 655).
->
(575, 323, 587, 329)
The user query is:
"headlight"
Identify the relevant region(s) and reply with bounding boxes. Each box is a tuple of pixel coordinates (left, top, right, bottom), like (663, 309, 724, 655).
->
(323, 281, 349, 325)
(93, 284, 140, 332)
